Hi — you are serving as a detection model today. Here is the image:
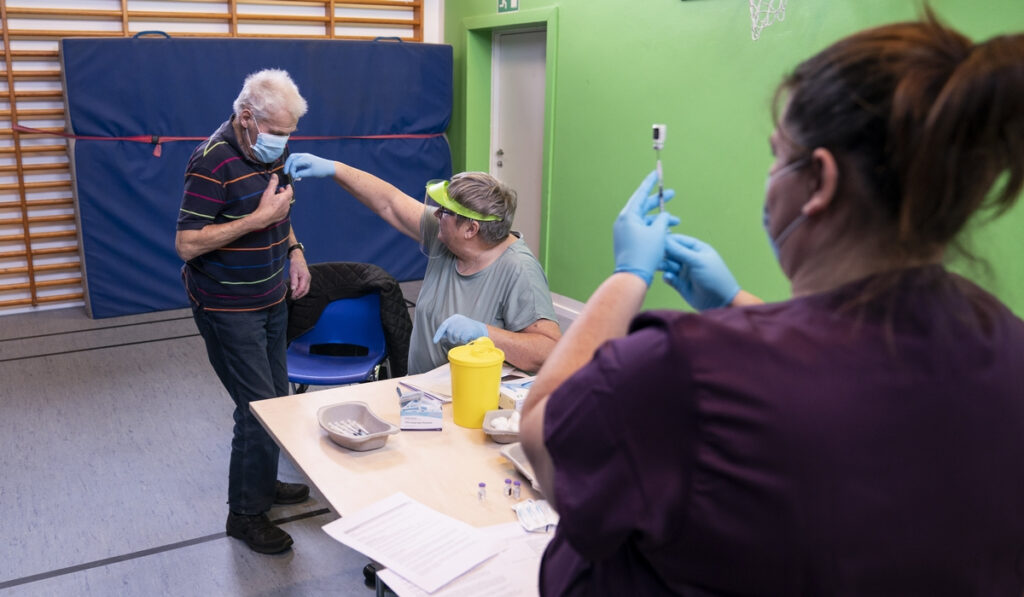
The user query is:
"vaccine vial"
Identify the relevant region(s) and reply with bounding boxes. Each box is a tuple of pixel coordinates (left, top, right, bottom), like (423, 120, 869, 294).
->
(504, 478, 513, 497)
(478, 482, 486, 500)
(512, 480, 521, 499)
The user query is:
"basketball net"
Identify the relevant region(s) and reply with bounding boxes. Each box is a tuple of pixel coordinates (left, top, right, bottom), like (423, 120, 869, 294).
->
(749, 0, 787, 40)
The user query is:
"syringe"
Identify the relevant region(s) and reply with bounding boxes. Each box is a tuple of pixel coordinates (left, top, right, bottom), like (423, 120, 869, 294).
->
(652, 124, 666, 212)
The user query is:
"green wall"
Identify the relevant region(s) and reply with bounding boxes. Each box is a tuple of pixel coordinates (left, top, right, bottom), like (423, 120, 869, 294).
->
(444, 0, 1024, 315)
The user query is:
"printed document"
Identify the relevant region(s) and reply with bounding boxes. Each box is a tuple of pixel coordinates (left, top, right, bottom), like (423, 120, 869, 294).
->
(377, 522, 554, 597)
(322, 492, 500, 594)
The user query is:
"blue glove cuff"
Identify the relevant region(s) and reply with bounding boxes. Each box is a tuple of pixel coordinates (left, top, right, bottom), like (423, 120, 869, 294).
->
(700, 282, 741, 311)
(720, 284, 742, 309)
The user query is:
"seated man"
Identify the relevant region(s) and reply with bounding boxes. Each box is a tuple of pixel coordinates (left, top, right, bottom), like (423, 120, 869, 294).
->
(285, 153, 561, 374)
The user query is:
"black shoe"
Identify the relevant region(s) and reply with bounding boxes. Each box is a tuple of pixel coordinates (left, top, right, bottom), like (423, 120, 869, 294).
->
(226, 511, 293, 554)
(274, 481, 310, 505)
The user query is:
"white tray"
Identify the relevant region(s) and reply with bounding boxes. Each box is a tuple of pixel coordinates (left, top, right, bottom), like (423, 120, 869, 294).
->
(499, 442, 542, 493)
(317, 401, 399, 452)
(482, 409, 519, 444)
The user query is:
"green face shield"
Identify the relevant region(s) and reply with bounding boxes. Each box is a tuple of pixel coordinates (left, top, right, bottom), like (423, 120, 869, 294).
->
(424, 180, 502, 222)
(420, 179, 504, 258)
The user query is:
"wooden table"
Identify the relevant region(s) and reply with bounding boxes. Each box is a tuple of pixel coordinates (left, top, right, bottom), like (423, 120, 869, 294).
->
(251, 378, 539, 527)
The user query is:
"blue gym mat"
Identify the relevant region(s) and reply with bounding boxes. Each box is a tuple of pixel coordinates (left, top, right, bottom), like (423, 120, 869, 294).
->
(61, 37, 452, 318)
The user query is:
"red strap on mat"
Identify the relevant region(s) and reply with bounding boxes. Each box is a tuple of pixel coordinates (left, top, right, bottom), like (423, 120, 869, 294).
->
(12, 124, 444, 157)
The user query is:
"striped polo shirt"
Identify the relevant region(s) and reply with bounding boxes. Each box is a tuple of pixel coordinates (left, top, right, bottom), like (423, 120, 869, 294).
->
(177, 117, 294, 312)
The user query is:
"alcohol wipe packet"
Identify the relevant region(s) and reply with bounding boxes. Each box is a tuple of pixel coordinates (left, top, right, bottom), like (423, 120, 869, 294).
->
(512, 499, 559, 533)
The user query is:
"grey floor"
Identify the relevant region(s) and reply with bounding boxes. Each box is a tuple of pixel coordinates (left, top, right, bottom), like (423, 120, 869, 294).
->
(0, 281, 422, 596)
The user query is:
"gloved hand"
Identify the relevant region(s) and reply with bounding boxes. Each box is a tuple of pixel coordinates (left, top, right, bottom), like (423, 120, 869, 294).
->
(613, 170, 679, 285)
(432, 314, 488, 346)
(284, 153, 335, 179)
(662, 233, 741, 311)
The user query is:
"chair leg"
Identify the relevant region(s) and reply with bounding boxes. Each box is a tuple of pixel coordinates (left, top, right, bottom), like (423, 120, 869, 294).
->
(364, 561, 396, 595)
(292, 382, 309, 394)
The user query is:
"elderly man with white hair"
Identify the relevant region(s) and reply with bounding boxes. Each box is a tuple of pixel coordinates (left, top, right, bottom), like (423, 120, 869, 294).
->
(175, 68, 311, 554)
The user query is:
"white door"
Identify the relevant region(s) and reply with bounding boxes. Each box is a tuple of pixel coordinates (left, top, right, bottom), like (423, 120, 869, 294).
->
(490, 28, 546, 258)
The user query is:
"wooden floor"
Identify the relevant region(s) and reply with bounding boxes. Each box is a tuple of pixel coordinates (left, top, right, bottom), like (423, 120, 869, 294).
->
(0, 281, 421, 596)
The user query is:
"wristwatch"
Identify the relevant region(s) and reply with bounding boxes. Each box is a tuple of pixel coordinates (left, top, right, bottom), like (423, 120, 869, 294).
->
(287, 242, 305, 257)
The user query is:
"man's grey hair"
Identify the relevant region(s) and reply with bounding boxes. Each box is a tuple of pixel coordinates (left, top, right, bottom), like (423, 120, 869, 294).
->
(449, 172, 517, 245)
(233, 69, 308, 122)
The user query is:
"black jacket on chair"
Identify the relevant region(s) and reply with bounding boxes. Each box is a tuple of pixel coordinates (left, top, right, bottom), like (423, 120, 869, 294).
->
(287, 262, 413, 377)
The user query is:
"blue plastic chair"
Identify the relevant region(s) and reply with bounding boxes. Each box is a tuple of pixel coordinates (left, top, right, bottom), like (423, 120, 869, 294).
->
(286, 292, 388, 393)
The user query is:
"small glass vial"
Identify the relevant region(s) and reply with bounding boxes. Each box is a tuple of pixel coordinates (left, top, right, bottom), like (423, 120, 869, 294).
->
(512, 480, 521, 499)
(504, 478, 513, 497)
(477, 482, 486, 500)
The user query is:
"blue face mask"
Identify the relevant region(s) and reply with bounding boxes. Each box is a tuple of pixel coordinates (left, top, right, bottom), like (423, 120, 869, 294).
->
(247, 114, 289, 163)
(762, 158, 809, 258)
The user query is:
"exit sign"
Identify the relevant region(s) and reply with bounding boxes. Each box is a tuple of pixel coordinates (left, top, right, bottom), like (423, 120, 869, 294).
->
(498, 0, 518, 13)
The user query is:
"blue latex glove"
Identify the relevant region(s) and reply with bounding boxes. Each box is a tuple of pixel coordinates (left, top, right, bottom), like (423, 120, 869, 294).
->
(613, 170, 679, 285)
(432, 314, 488, 346)
(284, 153, 335, 179)
(662, 233, 741, 311)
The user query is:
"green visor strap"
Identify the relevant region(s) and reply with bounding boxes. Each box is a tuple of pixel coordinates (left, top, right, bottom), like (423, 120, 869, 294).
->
(425, 180, 502, 222)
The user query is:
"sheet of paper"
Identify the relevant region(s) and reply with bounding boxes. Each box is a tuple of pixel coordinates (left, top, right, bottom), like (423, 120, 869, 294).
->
(399, 363, 454, 403)
(377, 522, 554, 597)
(400, 363, 518, 404)
(322, 492, 500, 594)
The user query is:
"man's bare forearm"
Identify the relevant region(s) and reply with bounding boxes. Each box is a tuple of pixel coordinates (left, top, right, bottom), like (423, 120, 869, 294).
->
(176, 217, 264, 261)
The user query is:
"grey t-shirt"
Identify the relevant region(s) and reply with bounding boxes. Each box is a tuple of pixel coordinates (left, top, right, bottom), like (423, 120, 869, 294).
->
(408, 213, 558, 374)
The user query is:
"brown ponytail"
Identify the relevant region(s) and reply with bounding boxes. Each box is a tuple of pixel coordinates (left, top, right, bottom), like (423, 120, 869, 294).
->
(776, 9, 1024, 262)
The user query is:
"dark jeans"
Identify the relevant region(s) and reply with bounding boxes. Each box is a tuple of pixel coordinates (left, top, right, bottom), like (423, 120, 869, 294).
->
(191, 301, 290, 515)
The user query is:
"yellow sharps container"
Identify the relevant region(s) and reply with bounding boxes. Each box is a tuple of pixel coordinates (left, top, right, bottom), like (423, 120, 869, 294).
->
(447, 337, 505, 428)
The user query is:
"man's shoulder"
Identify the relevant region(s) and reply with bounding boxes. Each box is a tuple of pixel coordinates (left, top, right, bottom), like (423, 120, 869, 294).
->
(186, 120, 240, 172)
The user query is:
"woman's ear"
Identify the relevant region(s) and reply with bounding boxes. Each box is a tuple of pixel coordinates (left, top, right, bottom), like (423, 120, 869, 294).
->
(802, 147, 839, 216)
